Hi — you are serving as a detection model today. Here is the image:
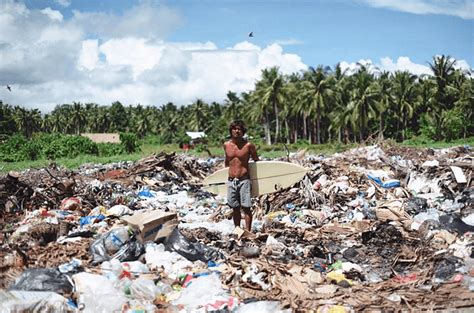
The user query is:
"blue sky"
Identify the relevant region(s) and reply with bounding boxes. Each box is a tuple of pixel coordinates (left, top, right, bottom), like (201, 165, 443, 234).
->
(1, 0, 473, 112)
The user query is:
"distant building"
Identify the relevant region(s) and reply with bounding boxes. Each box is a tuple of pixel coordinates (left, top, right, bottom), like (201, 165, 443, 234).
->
(186, 131, 206, 141)
(81, 133, 121, 143)
(185, 131, 207, 147)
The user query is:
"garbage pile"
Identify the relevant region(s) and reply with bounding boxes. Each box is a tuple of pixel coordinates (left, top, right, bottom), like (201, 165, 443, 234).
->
(1, 146, 473, 312)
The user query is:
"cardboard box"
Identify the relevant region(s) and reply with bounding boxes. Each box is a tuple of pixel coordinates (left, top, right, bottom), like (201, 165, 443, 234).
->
(122, 210, 178, 243)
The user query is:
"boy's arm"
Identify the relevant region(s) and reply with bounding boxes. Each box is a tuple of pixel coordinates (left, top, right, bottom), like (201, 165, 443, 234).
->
(223, 142, 229, 167)
(250, 143, 259, 161)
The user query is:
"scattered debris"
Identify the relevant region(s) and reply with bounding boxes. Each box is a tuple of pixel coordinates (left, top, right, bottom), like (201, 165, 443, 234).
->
(0, 145, 473, 311)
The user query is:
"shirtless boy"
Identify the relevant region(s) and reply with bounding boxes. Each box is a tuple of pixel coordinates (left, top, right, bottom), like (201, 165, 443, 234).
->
(223, 120, 259, 232)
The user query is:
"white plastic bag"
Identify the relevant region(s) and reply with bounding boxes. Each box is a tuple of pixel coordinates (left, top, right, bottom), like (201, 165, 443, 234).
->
(0, 290, 70, 313)
(172, 273, 226, 309)
(129, 279, 160, 301)
(73, 272, 127, 313)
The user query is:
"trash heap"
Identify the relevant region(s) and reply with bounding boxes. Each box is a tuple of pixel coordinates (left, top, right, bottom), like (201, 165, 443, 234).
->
(0, 146, 473, 312)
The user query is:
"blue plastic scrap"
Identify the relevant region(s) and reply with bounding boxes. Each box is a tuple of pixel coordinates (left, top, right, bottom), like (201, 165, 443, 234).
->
(138, 188, 155, 198)
(367, 174, 401, 189)
(79, 214, 105, 226)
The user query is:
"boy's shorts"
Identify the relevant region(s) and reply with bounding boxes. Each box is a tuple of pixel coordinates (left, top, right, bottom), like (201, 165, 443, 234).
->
(227, 177, 252, 208)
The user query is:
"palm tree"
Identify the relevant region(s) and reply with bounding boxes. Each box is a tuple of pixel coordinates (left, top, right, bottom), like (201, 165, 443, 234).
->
(71, 102, 86, 135)
(223, 91, 242, 121)
(13, 107, 42, 138)
(374, 71, 393, 141)
(0, 101, 18, 135)
(95, 107, 108, 132)
(452, 71, 474, 138)
(430, 55, 456, 111)
(392, 71, 418, 141)
(281, 73, 302, 144)
(136, 111, 150, 138)
(329, 65, 352, 143)
(109, 101, 128, 132)
(253, 67, 285, 144)
(349, 64, 380, 142)
(301, 66, 333, 144)
(158, 102, 181, 143)
(188, 99, 209, 132)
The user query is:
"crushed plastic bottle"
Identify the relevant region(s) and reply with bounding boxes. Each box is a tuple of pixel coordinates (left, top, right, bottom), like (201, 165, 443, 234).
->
(104, 227, 130, 254)
(58, 258, 82, 273)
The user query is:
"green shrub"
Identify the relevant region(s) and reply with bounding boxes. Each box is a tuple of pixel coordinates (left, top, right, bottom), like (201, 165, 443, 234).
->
(120, 133, 140, 153)
(141, 134, 162, 145)
(441, 108, 464, 142)
(402, 135, 435, 146)
(419, 113, 437, 140)
(0, 133, 102, 161)
(0, 134, 29, 162)
(97, 143, 124, 156)
(23, 141, 41, 161)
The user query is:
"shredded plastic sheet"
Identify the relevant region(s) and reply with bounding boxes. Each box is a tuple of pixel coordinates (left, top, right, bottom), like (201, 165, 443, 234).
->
(164, 228, 224, 262)
(8, 268, 74, 294)
(0, 290, 71, 313)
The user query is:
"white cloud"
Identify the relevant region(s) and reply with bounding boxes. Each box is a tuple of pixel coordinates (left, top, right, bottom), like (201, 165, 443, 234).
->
(54, 0, 71, 8)
(380, 56, 431, 75)
(71, 2, 183, 40)
(340, 56, 472, 76)
(455, 59, 472, 72)
(339, 59, 377, 74)
(272, 38, 304, 46)
(0, 1, 308, 112)
(360, 0, 473, 19)
(0, 1, 83, 86)
(78, 39, 99, 70)
(99, 38, 166, 78)
(40, 8, 63, 21)
(231, 41, 261, 51)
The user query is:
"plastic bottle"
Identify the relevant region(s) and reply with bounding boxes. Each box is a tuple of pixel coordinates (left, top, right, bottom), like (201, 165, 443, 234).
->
(58, 258, 82, 273)
(104, 227, 130, 254)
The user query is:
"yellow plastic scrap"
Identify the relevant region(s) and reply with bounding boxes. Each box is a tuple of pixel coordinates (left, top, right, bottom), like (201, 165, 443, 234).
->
(317, 304, 348, 313)
(266, 211, 287, 219)
(89, 205, 107, 216)
(326, 271, 353, 286)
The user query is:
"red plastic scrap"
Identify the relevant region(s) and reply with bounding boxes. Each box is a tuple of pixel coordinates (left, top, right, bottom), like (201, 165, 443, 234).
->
(119, 270, 132, 280)
(204, 297, 240, 311)
(393, 273, 418, 283)
(181, 274, 194, 287)
(60, 197, 82, 210)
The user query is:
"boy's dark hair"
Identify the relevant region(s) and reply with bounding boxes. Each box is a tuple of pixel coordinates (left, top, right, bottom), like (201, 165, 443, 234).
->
(229, 120, 247, 136)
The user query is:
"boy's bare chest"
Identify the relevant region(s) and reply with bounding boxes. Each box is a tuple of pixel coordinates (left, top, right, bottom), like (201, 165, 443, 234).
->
(226, 143, 249, 158)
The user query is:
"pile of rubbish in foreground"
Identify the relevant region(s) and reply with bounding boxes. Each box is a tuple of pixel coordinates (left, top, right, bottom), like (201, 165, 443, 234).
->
(0, 144, 473, 312)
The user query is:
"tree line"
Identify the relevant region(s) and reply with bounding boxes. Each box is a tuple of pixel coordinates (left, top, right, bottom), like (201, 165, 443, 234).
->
(0, 55, 472, 146)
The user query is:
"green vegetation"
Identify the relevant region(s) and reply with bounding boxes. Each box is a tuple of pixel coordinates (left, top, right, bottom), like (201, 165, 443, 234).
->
(0, 55, 472, 173)
(402, 135, 474, 149)
(0, 133, 140, 162)
(1, 137, 471, 174)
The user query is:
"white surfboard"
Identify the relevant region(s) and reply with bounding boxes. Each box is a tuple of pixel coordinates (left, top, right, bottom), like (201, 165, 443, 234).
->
(202, 161, 309, 197)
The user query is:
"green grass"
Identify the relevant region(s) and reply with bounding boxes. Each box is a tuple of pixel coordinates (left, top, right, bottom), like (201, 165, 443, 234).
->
(401, 136, 474, 148)
(1, 138, 471, 174)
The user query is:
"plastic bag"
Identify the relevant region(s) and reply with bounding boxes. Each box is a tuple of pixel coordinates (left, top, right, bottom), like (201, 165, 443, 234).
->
(89, 227, 143, 265)
(9, 268, 74, 294)
(0, 290, 71, 313)
(164, 228, 224, 262)
(73, 272, 127, 313)
(113, 239, 144, 262)
(129, 279, 160, 301)
(172, 273, 225, 309)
